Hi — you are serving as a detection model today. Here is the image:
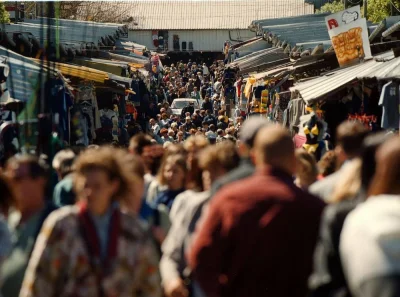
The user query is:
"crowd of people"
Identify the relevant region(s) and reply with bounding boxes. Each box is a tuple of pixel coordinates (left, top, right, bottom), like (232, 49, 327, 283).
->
(1, 112, 400, 297)
(138, 60, 244, 145)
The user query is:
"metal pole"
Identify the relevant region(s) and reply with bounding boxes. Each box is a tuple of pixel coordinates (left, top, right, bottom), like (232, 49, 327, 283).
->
(344, 0, 348, 9)
(364, 0, 368, 19)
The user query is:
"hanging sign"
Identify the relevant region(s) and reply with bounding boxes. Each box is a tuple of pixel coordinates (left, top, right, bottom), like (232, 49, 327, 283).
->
(328, 17, 372, 66)
(326, 6, 371, 67)
(325, 5, 361, 30)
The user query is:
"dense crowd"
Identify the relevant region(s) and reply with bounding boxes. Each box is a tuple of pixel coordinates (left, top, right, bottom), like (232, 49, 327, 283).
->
(135, 60, 244, 145)
(1, 115, 400, 297)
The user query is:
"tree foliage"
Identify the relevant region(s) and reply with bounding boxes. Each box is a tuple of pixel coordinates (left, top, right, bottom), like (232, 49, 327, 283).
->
(317, 0, 400, 22)
(0, 2, 10, 23)
(24, 2, 131, 23)
(317, 0, 345, 13)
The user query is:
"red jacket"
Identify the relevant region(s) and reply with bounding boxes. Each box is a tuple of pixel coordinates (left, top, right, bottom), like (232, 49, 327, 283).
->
(189, 167, 326, 297)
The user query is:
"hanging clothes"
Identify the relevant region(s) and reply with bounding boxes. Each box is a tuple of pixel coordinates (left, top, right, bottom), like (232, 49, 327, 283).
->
(76, 82, 101, 129)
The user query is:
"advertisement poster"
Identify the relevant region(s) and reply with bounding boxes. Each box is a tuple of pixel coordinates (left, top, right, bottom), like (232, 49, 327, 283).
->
(328, 17, 372, 67)
(325, 5, 361, 30)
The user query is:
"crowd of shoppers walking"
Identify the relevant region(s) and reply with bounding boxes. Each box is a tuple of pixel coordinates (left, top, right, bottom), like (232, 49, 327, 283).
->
(1, 113, 400, 297)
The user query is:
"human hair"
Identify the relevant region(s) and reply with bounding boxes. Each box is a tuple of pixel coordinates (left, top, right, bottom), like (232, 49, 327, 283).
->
(59, 155, 76, 179)
(6, 154, 49, 180)
(199, 141, 240, 172)
(183, 135, 209, 190)
(254, 126, 295, 174)
(52, 149, 75, 171)
(336, 121, 368, 158)
(331, 159, 362, 203)
(0, 172, 15, 212)
(317, 151, 337, 177)
(73, 147, 135, 201)
(295, 149, 318, 188)
(368, 136, 400, 196)
(129, 133, 153, 155)
(157, 154, 187, 186)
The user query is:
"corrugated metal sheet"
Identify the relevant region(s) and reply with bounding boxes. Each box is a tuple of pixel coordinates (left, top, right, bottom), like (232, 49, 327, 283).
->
(251, 13, 329, 32)
(232, 48, 288, 71)
(124, 0, 314, 30)
(290, 52, 400, 103)
(261, 19, 331, 50)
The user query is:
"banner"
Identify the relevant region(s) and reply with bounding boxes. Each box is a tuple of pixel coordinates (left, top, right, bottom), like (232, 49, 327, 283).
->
(325, 5, 361, 30)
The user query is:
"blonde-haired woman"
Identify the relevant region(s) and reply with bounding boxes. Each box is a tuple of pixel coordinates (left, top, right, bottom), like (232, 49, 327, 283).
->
(20, 147, 161, 297)
(294, 149, 318, 189)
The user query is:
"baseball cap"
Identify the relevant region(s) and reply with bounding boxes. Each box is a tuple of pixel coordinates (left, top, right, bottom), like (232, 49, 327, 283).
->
(239, 117, 270, 148)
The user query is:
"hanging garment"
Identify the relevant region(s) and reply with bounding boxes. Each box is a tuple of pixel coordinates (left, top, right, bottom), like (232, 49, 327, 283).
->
(76, 83, 101, 129)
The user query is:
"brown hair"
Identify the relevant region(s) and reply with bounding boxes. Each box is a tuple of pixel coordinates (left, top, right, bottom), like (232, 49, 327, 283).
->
(199, 141, 240, 172)
(295, 149, 318, 187)
(183, 135, 209, 191)
(369, 137, 400, 196)
(318, 151, 337, 177)
(336, 121, 368, 158)
(74, 147, 136, 201)
(129, 134, 153, 155)
(157, 154, 187, 186)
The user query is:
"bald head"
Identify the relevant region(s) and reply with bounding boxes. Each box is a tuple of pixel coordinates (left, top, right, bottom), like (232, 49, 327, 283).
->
(253, 125, 296, 174)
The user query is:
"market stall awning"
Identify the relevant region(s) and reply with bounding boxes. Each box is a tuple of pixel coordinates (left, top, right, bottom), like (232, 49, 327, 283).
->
(71, 58, 129, 76)
(31, 59, 109, 83)
(2, 55, 49, 103)
(251, 62, 294, 80)
(290, 52, 399, 103)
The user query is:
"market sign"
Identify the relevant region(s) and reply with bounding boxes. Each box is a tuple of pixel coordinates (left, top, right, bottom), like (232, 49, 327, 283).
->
(325, 5, 361, 30)
(326, 6, 372, 67)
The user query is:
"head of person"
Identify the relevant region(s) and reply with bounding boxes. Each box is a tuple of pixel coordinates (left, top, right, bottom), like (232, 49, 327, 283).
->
(238, 117, 269, 158)
(0, 172, 15, 215)
(74, 147, 134, 215)
(200, 110, 206, 117)
(253, 125, 296, 176)
(168, 130, 175, 138)
(177, 131, 184, 140)
(205, 96, 210, 102)
(209, 124, 216, 132)
(119, 153, 145, 214)
(199, 141, 240, 190)
(157, 154, 187, 191)
(52, 149, 76, 181)
(170, 122, 178, 131)
(5, 155, 49, 216)
(160, 128, 169, 138)
(185, 116, 192, 124)
(183, 135, 209, 191)
(317, 151, 337, 178)
(193, 87, 198, 92)
(367, 135, 400, 196)
(294, 149, 318, 189)
(161, 113, 168, 120)
(331, 132, 391, 203)
(335, 121, 368, 166)
(129, 134, 154, 173)
(149, 118, 156, 126)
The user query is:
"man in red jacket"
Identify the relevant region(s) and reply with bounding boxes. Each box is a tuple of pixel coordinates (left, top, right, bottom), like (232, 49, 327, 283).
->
(189, 125, 326, 297)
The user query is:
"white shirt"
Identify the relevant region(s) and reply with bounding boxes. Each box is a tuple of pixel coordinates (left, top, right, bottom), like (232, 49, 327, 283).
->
(202, 65, 209, 76)
(151, 123, 160, 135)
(340, 195, 400, 296)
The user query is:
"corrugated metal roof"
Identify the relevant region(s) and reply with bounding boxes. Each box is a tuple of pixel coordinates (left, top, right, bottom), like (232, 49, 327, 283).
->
(123, 0, 314, 30)
(261, 18, 331, 50)
(290, 52, 400, 103)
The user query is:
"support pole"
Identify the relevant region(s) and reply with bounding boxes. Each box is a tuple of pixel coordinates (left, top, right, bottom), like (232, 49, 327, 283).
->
(364, 0, 368, 19)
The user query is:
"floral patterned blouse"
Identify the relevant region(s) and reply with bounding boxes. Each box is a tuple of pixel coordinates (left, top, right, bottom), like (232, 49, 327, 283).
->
(19, 206, 162, 297)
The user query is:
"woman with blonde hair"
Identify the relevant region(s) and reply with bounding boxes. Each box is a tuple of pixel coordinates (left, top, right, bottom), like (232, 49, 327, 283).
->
(20, 147, 161, 297)
(294, 149, 318, 189)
